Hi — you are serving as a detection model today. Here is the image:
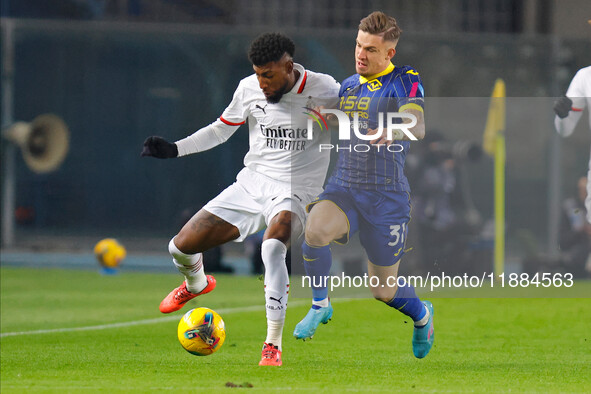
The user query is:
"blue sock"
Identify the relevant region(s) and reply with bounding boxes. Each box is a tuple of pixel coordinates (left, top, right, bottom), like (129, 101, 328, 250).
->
(302, 241, 332, 307)
(386, 282, 426, 324)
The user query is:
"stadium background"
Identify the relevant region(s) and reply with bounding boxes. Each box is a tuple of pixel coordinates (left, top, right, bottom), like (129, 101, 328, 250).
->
(1, 0, 591, 276)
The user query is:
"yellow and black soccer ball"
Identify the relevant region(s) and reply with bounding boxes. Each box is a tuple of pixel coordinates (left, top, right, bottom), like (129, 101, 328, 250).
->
(178, 307, 226, 356)
(94, 238, 126, 268)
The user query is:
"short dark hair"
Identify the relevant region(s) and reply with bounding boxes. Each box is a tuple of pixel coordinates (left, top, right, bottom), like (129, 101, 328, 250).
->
(359, 11, 402, 43)
(248, 33, 295, 66)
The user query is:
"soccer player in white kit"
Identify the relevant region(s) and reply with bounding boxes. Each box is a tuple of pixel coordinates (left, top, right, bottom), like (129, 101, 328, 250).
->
(554, 65, 591, 222)
(141, 33, 340, 366)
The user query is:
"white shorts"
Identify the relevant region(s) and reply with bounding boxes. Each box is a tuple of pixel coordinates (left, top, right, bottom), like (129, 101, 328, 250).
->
(203, 167, 321, 242)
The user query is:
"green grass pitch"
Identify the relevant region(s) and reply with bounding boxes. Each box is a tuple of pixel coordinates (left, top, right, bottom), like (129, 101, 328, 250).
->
(1, 266, 590, 393)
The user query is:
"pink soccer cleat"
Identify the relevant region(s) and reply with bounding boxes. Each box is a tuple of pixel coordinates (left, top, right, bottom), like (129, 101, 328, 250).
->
(258, 343, 282, 366)
(159, 275, 216, 313)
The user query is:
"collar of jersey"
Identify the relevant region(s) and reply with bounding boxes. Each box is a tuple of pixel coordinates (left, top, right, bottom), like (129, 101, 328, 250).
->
(287, 63, 307, 95)
(359, 62, 395, 84)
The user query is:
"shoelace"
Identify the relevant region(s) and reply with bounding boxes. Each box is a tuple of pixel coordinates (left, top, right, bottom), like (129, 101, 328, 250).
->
(261, 345, 277, 359)
(174, 285, 192, 301)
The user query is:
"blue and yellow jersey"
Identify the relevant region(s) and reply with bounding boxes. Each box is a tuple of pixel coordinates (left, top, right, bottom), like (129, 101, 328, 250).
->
(328, 63, 424, 191)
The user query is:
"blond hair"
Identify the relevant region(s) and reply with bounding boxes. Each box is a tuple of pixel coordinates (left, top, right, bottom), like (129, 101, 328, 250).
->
(359, 11, 402, 43)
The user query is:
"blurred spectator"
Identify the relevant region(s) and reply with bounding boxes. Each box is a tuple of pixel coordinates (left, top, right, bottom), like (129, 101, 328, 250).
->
(411, 132, 462, 275)
(554, 65, 591, 222)
(244, 230, 265, 275)
(408, 131, 486, 275)
(557, 177, 591, 278)
(413, 134, 458, 232)
(523, 176, 591, 278)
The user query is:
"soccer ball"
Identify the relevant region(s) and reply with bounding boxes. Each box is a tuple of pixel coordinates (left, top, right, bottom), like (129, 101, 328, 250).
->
(177, 308, 226, 356)
(94, 238, 126, 268)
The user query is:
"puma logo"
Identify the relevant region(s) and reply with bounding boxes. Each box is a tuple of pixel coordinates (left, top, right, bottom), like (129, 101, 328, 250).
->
(269, 296, 283, 304)
(255, 104, 267, 114)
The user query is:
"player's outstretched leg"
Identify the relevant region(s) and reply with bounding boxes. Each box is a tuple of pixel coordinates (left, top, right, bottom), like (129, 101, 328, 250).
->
(294, 241, 334, 340)
(412, 300, 434, 358)
(383, 280, 434, 358)
(293, 301, 333, 340)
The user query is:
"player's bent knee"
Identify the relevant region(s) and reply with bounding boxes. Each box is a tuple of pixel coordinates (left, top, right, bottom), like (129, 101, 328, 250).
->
(261, 238, 287, 262)
(261, 239, 288, 267)
(305, 211, 347, 247)
(304, 221, 343, 246)
(304, 229, 331, 247)
(264, 223, 292, 244)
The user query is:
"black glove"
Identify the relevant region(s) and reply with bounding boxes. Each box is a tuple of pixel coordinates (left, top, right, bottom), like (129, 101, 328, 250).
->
(140, 136, 178, 159)
(553, 96, 573, 119)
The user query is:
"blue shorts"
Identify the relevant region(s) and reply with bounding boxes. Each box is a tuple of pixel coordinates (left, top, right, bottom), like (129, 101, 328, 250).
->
(307, 184, 411, 266)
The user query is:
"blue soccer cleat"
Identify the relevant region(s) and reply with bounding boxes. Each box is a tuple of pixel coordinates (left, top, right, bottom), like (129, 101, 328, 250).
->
(412, 300, 434, 358)
(293, 303, 333, 340)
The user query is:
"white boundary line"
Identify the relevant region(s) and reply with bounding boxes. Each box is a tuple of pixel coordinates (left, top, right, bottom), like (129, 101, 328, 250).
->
(1, 304, 269, 338)
(1, 300, 333, 338)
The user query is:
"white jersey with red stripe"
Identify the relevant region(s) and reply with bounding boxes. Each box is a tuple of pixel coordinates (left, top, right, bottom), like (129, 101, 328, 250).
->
(554, 65, 591, 222)
(555, 65, 591, 137)
(176, 63, 340, 190)
(220, 63, 339, 188)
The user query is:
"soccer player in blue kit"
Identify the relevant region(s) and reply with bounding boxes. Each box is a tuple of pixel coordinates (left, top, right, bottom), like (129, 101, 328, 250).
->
(293, 11, 434, 358)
